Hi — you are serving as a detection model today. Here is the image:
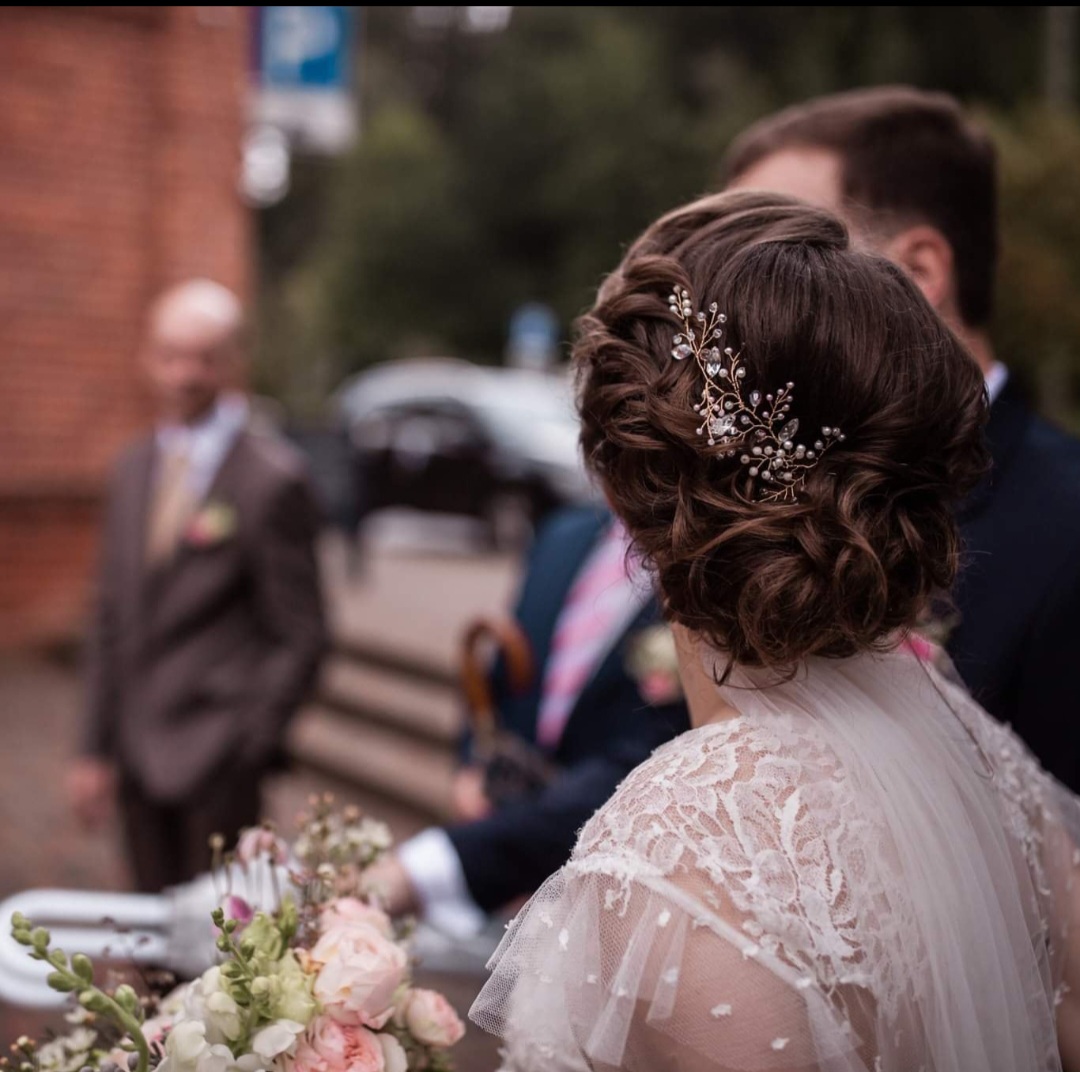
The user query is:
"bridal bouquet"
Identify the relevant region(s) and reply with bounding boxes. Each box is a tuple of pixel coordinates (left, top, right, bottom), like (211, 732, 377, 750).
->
(7, 798, 464, 1072)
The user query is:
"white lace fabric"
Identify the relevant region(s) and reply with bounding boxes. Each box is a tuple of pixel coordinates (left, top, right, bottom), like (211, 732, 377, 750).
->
(471, 647, 1079, 1072)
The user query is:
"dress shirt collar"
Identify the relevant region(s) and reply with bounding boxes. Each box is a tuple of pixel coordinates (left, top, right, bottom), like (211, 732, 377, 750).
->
(155, 392, 249, 496)
(985, 362, 1008, 405)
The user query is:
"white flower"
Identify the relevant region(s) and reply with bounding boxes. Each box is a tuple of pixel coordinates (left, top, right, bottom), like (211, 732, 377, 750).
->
(378, 1032, 408, 1072)
(353, 818, 393, 853)
(157, 1021, 234, 1072)
(231, 1019, 305, 1072)
(185, 967, 244, 1044)
(252, 1021, 306, 1064)
(35, 1027, 97, 1072)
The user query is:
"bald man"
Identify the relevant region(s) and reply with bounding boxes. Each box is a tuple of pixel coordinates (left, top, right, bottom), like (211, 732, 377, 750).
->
(69, 280, 327, 891)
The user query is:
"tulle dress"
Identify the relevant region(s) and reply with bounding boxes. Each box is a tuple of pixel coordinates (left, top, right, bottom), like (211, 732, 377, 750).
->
(471, 645, 1080, 1071)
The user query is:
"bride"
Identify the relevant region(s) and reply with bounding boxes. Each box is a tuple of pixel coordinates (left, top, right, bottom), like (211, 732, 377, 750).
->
(469, 191, 1080, 1071)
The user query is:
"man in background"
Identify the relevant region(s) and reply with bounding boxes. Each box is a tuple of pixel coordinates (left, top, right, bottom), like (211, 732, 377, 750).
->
(725, 86, 1080, 788)
(68, 279, 327, 891)
(365, 504, 689, 934)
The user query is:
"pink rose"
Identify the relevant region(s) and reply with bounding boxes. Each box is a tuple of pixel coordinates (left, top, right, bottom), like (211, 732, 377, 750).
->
(320, 897, 393, 939)
(236, 826, 288, 865)
(292, 1017, 384, 1072)
(399, 988, 465, 1049)
(310, 922, 408, 1029)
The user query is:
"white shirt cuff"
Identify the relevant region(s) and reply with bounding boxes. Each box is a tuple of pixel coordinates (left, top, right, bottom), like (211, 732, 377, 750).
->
(398, 827, 488, 940)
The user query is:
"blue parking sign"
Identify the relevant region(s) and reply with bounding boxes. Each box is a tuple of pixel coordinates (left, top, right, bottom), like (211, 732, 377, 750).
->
(256, 7, 353, 91)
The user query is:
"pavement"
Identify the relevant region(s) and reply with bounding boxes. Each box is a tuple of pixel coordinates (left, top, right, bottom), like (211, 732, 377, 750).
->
(0, 523, 520, 1069)
(328, 515, 521, 673)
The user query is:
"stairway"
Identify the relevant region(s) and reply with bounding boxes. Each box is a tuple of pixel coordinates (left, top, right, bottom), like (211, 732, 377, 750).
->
(286, 637, 465, 823)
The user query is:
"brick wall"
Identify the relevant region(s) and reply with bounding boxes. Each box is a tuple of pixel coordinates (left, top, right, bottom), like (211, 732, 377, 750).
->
(0, 6, 252, 647)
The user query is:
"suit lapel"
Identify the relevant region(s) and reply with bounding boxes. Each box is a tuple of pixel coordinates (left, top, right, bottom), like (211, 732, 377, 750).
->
(126, 439, 157, 625)
(139, 433, 251, 645)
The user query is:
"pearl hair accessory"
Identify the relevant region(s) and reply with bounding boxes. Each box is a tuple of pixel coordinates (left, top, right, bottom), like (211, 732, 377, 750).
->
(669, 286, 845, 503)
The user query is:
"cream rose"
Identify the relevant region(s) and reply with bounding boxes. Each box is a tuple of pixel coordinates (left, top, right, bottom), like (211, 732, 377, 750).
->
(319, 897, 393, 939)
(399, 988, 465, 1048)
(310, 922, 408, 1029)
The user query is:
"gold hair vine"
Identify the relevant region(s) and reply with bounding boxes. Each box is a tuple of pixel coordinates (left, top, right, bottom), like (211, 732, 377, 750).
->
(668, 286, 845, 503)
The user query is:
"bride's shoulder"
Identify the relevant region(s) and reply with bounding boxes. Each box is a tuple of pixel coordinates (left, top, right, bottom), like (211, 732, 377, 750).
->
(574, 711, 854, 866)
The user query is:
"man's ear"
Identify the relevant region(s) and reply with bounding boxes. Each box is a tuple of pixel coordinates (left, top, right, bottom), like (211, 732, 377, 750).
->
(878, 225, 956, 317)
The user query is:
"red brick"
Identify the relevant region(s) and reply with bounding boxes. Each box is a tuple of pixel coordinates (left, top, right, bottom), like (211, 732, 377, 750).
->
(0, 6, 252, 646)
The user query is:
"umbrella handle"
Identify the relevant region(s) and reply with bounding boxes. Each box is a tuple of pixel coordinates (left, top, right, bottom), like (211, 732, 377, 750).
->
(460, 617, 535, 747)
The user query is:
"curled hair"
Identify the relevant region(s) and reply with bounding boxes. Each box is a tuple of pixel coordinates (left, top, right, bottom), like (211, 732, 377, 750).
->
(576, 191, 988, 670)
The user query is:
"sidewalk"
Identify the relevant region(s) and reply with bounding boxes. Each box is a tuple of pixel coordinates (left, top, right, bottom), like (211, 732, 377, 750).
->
(324, 522, 521, 673)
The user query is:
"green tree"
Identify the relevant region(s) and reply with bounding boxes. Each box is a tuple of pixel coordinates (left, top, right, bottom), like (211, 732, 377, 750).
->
(991, 105, 1080, 426)
(257, 6, 1080, 419)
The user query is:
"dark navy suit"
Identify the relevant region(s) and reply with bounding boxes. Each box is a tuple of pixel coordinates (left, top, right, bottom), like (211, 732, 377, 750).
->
(950, 377, 1080, 790)
(445, 505, 690, 912)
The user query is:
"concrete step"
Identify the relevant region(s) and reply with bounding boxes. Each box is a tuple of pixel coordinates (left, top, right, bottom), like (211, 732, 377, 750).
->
(287, 703, 456, 821)
(317, 652, 465, 744)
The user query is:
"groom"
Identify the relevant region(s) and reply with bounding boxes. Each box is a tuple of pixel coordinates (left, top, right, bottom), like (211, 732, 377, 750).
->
(365, 504, 689, 933)
(724, 86, 1080, 789)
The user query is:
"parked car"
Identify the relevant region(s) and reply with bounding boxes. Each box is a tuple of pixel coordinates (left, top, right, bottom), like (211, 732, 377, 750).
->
(333, 359, 595, 549)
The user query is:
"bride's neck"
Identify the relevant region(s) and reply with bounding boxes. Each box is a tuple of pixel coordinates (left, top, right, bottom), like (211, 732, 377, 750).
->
(672, 624, 743, 728)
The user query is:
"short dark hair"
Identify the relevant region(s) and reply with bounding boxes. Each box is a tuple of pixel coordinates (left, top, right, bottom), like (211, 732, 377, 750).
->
(723, 86, 998, 328)
(575, 191, 988, 669)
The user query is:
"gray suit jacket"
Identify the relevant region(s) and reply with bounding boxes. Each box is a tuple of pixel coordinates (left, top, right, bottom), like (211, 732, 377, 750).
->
(83, 427, 328, 802)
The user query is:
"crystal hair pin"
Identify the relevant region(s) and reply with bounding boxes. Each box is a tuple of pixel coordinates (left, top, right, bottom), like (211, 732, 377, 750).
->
(668, 286, 845, 503)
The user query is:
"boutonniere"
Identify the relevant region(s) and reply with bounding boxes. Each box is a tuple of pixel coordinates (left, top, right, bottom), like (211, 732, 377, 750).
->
(625, 624, 683, 705)
(184, 499, 238, 548)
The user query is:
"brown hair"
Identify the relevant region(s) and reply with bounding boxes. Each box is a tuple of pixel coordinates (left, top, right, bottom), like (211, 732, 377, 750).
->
(723, 86, 998, 328)
(576, 190, 988, 670)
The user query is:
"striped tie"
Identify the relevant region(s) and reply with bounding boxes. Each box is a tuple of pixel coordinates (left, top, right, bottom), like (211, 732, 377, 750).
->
(536, 523, 638, 749)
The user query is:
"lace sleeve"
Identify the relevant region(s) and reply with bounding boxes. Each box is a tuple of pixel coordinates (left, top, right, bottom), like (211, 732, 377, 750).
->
(473, 667, 1079, 1072)
(980, 715, 1080, 1064)
(471, 720, 877, 1072)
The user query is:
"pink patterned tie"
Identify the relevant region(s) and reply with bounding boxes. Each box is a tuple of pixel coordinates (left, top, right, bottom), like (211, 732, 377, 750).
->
(536, 523, 640, 749)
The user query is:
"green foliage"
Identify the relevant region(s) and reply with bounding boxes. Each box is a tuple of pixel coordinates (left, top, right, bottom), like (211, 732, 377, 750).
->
(212, 907, 317, 1041)
(318, 103, 478, 362)
(10, 914, 150, 1072)
(256, 6, 1080, 421)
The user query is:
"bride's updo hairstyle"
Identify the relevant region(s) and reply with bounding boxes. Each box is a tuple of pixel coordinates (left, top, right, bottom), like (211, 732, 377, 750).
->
(576, 191, 988, 668)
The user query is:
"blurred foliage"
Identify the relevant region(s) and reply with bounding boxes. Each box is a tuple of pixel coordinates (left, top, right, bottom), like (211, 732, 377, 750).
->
(993, 107, 1080, 427)
(253, 5, 1080, 422)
